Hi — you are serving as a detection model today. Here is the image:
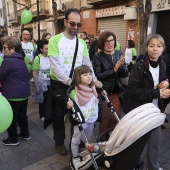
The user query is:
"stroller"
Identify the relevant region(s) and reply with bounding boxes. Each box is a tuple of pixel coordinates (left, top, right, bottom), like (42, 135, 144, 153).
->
(67, 86, 165, 170)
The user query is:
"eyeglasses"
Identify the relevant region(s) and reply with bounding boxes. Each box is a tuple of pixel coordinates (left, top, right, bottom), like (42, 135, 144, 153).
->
(23, 34, 30, 35)
(105, 39, 114, 44)
(85, 42, 90, 44)
(3, 46, 8, 50)
(66, 20, 82, 27)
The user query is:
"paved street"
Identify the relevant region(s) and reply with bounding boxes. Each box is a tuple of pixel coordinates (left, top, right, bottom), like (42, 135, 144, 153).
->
(0, 100, 170, 170)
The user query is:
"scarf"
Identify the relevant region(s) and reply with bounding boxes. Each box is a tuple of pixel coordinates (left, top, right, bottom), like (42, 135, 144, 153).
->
(75, 84, 98, 106)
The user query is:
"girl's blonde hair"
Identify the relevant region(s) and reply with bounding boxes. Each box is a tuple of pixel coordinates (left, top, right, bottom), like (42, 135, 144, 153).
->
(71, 65, 94, 89)
(147, 34, 166, 51)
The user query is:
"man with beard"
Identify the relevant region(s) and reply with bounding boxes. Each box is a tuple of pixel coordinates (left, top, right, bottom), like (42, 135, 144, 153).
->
(48, 8, 102, 156)
(21, 30, 34, 64)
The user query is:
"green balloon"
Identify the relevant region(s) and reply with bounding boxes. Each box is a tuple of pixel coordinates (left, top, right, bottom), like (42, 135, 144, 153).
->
(21, 10, 32, 25)
(0, 94, 13, 133)
(27, 64, 32, 73)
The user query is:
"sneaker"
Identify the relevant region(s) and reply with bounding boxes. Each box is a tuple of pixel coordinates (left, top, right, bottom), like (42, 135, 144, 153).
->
(56, 145, 67, 156)
(2, 138, 19, 146)
(71, 156, 90, 170)
(158, 168, 163, 170)
(18, 134, 31, 140)
(41, 117, 45, 121)
(72, 157, 81, 168)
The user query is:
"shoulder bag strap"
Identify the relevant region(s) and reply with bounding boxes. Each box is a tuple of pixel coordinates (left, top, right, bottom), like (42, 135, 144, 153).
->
(69, 37, 78, 78)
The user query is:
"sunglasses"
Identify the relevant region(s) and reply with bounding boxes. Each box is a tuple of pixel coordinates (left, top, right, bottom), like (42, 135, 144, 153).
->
(67, 20, 82, 27)
(85, 42, 90, 44)
(3, 46, 8, 50)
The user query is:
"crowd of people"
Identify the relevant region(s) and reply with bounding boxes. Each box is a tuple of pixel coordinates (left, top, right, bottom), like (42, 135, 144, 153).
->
(0, 7, 170, 170)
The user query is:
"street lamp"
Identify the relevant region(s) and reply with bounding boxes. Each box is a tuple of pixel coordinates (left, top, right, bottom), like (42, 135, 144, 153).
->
(37, 0, 40, 40)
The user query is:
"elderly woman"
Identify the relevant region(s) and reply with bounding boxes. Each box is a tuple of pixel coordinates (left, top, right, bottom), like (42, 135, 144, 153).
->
(92, 31, 128, 139)
(0, 36, 30, 146)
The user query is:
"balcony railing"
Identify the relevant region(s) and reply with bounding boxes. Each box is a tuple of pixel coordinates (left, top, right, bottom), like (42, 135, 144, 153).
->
(17, 0, 51, 21)
(87, 0, 120, 5)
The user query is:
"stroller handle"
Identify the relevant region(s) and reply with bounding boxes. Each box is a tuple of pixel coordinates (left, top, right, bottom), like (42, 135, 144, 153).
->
(100, 87, 120, 122)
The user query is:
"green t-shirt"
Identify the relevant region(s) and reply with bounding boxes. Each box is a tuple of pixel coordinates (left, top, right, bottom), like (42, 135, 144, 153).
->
(24, 55, 32, 73)
(48, 33, 89, 80)
(0, 57, 3, 66)
(115, 42, 121, 50)
(32, 54, 50, 80)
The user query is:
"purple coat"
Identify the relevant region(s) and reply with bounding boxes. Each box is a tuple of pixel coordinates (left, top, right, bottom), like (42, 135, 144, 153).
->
(0, 53, 30, 99)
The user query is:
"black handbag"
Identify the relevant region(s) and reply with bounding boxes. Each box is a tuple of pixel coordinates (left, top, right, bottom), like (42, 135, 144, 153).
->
(51, 80, 69, 105)
(51, 37, 78, 105)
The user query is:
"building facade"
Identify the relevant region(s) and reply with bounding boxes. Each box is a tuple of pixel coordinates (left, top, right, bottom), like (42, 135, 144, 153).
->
(0, 0, 7, 35)
(3, 0, 170, 51)
(5, 0, 55, 39)
(148, 0, 170, 47)
(80, 0, 138, 53)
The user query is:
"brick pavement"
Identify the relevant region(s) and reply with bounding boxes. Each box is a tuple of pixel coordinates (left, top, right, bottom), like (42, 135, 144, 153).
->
(0, 100, 170, 170)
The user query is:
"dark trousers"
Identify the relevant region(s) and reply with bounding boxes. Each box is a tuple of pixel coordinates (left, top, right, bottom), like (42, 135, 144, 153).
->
(53, 103, 66, 146)
(39, 86, 50, 118)
(8, 99, 29, 142)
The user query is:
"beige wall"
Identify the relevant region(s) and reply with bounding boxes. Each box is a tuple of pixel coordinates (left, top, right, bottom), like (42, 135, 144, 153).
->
(5, 0, 91, 37)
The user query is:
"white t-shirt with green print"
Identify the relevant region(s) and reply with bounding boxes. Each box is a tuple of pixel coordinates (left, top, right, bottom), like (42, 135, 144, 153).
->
(32, 54, 50, 81)
(70, 89, 98, 123)
(48, 33, 96, 85)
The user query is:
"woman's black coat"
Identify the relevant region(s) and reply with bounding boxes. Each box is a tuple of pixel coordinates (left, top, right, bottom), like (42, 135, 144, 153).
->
(93, 50, 128, 94)
(124, 55, 167, 114)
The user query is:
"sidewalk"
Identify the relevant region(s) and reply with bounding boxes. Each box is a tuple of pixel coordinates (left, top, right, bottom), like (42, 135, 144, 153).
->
(0, 100, 72, 170)
(0, 100, 170, 170)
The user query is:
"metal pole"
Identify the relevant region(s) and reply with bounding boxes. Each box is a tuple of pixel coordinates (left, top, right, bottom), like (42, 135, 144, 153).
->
(37, 0, 40, 40)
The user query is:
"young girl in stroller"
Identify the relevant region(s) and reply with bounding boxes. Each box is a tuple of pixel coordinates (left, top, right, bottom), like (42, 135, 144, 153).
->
(67, 65, 104, 169)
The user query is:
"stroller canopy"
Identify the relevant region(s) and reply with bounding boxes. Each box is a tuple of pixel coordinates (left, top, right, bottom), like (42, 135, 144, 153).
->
(105, 103, 165, 156)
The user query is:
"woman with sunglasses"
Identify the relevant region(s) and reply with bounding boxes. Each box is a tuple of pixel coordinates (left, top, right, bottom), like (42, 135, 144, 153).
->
(92, 31, 128, 140)
(0, 36, 30, 146)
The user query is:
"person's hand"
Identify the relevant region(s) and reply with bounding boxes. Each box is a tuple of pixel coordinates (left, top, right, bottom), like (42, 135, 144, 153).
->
(36, 86, 40, 94)
(85, 143, 89, 149)
(67, 99, 73, 109)
(101, 90, 107, 96)
(114, 55, 125, 72)
(160, 88, 170, 99)
(119, 55, 125, 66)
(94, 80, 103, 88)
(29, 61, 33, 65)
